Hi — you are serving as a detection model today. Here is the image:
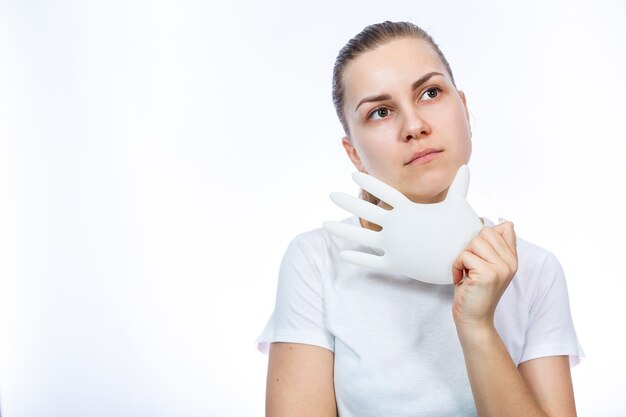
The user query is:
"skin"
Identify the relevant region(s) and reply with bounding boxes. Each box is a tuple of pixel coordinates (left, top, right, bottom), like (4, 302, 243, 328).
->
(267, 37, 577, 417)
(341, 37, 472, 205)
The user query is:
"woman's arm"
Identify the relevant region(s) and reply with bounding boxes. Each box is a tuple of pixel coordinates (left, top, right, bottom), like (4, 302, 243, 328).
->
(266, 342, 337, 417)
(457, 325, 576, 417)
(519, 356, 577, 416)
(452, 222, 577, 417)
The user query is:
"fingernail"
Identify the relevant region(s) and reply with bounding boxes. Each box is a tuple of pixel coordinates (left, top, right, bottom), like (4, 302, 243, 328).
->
(498, 217, 509, 224)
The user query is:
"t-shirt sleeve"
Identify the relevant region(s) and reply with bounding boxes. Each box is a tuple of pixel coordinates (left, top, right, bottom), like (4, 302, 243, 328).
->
(519, 252, 584, 366)
(256, 233, 334, 355)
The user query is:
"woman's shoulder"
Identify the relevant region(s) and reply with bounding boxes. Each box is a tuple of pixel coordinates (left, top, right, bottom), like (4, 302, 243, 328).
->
(282, 216, 357, 267)
(516, 235, 563, 282)
(516, 235, 556, 266)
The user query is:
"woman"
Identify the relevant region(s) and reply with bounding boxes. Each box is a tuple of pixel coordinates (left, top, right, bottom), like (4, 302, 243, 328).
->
(257, 21, 582, 417)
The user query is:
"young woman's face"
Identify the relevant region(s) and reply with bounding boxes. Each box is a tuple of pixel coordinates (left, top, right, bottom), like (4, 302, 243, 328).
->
(342, 37, 472, 204)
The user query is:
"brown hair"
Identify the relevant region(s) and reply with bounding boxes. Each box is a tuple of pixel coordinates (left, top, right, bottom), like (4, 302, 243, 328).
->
(331, 21, 456, 205)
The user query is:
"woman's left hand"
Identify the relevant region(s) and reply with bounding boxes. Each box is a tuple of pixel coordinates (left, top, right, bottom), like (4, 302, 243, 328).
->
(452, 221, 518, 330)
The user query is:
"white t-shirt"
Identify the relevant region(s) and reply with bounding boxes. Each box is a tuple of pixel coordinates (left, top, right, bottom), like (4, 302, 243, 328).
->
(257, 217, 583, 417)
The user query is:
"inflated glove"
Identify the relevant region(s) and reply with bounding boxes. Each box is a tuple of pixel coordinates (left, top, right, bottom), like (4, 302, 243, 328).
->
(323, 165, 483, 284)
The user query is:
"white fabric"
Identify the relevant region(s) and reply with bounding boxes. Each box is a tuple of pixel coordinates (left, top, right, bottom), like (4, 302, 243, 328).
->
(257, 217, 583, 417)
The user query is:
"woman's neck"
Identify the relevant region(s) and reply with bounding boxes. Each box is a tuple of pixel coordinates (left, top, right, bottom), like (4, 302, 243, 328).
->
(358, 200, 392, 231)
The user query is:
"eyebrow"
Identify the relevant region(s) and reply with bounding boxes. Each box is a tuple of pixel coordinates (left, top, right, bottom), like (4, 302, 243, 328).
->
(354, 71, 445, 112)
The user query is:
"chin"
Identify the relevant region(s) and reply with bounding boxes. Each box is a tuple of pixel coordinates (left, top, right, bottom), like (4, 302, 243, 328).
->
(401, 176, 449, 204)
(405, 188, 447, 204)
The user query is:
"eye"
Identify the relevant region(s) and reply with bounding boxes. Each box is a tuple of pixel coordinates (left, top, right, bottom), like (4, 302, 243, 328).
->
(420, 87, 441, 101)
(368, 107, 391, 121)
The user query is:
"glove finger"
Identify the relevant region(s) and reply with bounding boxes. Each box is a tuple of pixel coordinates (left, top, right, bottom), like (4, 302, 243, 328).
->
(323, 221, 382, 249)
(351, 172, 407, 208)
(330, 192, 388, 225)
(340, 250, 387, 270)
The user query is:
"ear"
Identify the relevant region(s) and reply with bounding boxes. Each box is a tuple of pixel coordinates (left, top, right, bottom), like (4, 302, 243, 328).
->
(458, 90, 470, 126)
(342, 137, 366, 172)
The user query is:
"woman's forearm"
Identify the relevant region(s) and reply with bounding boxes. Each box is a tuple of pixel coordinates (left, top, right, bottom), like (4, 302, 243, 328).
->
(457, 324, 547, 417)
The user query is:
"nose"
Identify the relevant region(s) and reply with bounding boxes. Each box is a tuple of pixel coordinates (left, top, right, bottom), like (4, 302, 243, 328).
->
(401, 109, 430, 142)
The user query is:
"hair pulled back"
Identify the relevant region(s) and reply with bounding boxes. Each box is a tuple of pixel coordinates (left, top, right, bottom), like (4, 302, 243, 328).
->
(331, 21, 457, 206)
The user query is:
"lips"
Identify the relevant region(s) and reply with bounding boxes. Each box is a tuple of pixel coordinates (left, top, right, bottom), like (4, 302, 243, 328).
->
(405, 149, 442, 165)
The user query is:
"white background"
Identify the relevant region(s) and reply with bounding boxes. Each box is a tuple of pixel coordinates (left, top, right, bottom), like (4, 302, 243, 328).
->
(1, 0, 625, 416)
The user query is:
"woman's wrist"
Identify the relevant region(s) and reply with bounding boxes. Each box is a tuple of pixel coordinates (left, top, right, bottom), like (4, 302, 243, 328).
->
(455, 321, 499, 349)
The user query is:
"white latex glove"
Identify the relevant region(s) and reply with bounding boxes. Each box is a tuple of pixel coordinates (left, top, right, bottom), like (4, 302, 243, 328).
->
(323, 165, 483, 285)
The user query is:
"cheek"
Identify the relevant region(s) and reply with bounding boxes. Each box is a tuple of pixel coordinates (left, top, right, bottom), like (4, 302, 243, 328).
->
(354, 142, 392, 175)
(446, 108, 472, 141)
(351, 120, 404, 172)
(459, 131, 473, 163)
(352, 130, 383, 159)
